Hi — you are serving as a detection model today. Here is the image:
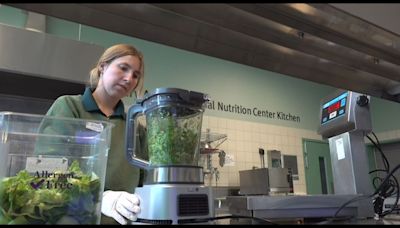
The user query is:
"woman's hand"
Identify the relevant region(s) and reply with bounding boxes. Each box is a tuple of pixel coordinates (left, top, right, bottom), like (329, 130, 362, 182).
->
(101, 190, 141, 225)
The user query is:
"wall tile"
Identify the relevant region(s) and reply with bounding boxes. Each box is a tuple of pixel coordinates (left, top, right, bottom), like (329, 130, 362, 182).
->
(199, 118, 339, 195)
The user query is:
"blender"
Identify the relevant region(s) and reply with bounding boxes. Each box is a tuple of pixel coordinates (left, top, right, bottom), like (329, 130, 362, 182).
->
(125, 88, 213, 224)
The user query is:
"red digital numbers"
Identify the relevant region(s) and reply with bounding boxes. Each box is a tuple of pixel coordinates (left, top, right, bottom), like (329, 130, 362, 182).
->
(328, 102, 340, 113)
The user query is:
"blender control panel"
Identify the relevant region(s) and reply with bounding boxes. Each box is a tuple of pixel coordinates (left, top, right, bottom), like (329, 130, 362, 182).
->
(321, 91, 348, 124)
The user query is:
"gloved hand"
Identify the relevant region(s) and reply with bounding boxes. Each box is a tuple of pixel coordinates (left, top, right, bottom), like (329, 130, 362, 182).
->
(101, 190, 141, 225)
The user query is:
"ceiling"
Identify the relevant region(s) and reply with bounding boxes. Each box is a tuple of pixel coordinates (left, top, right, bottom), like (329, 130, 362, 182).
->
(331, 3, 400, 36)
(7, 3, 400, 103)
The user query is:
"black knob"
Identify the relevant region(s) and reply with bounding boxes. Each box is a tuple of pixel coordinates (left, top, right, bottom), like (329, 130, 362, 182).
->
(357, 95, 369, 107)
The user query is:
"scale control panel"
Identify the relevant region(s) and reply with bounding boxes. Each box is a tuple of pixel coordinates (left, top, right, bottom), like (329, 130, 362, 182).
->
(318, 90, 372, 139)
(321, 92, 348, 125)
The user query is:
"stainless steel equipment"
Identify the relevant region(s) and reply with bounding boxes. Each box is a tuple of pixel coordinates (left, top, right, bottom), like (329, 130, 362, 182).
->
(259, 148, 266, 168)
(318, 90, 374, 218)
(239, 168, 292, 196)
(125, 88, 213, 224)
(199, 128, 227, 186)
(227, 90, 374, 223)
(227, 195, 359, 222)
(267, 149, 282, 168)
(239, 148, 292, 196)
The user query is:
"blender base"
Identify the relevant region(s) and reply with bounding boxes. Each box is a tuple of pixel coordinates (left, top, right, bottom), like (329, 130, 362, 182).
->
(131, 184, 214, 225)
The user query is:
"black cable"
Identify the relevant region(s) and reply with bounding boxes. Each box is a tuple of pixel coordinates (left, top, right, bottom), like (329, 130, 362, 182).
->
(371, 132, 382, 150)
(178, 215, 278, 224)
(136, 215, 277, 225)
(372, 164, 400, 217)
(373, 165, 400, 195)
(372, 176, 383, 190)
(369, 169, 389, 190)
(380, 177, 399, 217)
(314, 215, 355, 225)
(369, 169, 388, 174)
(366, 132, 400, 217)
(386, 180, 397, 196)
(370, 132, 390, 171)
(372, 173, 400, 217)
(367, 132, 389, 171)
(334, 194, 372, 218)
(333, 132, 400, 219)
(366, 134, 389, 172)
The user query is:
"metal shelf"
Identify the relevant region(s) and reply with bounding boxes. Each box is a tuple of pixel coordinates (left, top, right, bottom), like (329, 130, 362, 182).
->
(199, 129, 227, 155)
(200, 131, 227, 144)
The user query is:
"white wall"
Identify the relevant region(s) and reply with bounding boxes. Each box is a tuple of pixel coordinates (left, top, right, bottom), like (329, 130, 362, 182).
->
(201, 115, 323, 195)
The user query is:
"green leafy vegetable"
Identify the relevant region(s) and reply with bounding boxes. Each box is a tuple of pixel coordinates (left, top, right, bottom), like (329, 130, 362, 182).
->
(0, 160, 101, 224)
(147, 107, 202, 165)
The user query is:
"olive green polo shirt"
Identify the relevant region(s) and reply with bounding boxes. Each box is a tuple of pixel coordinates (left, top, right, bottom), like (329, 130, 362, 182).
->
(43, 87, 150, 224)
(45, 87, 141, 192)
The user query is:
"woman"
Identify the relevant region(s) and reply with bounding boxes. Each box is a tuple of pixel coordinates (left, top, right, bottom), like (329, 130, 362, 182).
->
(44, 44, 145, 224)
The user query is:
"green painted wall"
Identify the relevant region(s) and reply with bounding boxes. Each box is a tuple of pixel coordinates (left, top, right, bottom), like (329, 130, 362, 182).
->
(0, 5, 26, 28)
(78, 24, 338, 131)
(370, 97, 400, 132)
(2, 5, 400, 133)
(46, 17, 80, 40)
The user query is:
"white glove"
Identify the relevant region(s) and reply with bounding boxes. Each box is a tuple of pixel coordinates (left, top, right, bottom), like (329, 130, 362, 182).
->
(101, 190, 141, 225)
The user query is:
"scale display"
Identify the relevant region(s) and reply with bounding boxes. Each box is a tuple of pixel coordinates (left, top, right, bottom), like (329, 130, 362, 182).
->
(321, 92, 348, 124)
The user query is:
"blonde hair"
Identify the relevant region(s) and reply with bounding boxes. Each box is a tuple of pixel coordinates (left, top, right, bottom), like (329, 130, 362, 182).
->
(89, 44, 145, 98)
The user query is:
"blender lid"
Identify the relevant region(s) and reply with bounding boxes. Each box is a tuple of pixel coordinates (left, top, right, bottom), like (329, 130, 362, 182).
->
(143, 87, 209, 107)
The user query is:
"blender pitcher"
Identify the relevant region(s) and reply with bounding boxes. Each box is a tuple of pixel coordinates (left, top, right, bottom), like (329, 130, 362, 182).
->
(125, 88, 209, 169)
(125, 88, 214, 224)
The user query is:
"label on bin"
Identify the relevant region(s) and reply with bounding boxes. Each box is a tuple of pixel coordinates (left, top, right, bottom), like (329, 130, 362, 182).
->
(86, 122, 104, 132)
(25, 156, 68, 173)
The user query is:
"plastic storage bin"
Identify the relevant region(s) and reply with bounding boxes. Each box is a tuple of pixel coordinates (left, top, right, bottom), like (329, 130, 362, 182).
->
(0, 112, 113, 224)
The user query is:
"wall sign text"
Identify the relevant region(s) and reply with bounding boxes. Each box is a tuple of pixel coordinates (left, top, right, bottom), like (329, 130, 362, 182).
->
(206, 100, 301, 122)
